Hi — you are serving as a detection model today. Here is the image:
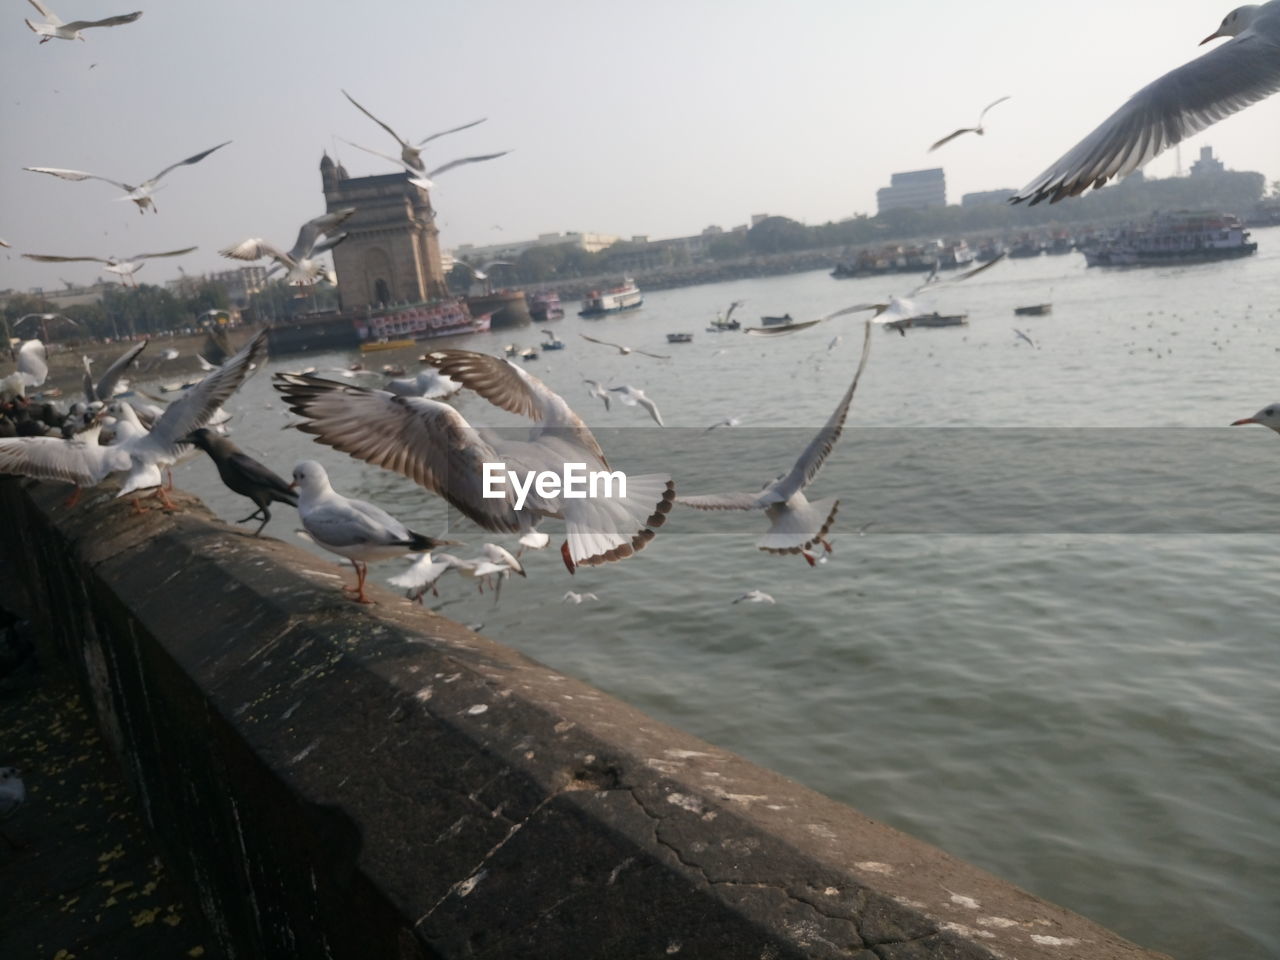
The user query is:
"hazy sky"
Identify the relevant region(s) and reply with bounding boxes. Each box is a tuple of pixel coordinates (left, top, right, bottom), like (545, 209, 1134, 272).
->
(2, 0, 1277, 291)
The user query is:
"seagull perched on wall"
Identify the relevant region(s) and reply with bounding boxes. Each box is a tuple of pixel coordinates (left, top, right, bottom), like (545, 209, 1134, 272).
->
(25, 141, 231, 213)
(274, 349, 675, 574)
(23, 248, 196, 286)
(23, 0, 140, 42)
(220, 208, 354, 287)
(1011, 2, 1280, 204)
(678, 322, 873, 565)
(928, 96, 1011, 152)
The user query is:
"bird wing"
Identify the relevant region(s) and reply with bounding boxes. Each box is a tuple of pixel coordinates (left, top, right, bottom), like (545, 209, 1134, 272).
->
(637, 397, 663, 426)
(94, 340, 146, 401)
(389, 554, 452, 590)
(220, 238, 289, 264)
(0, 431, 125, 487)
(579, 333, 624, 350)
(725, 299, 744, 322)
(978, 95, 1011, 122)
(342, 90, 412, 151)
(338, 137, 414, 173)
(632, 348, 672, 360)
(272, 372, 526, 533)
(772, 320, 872, 498)
(417, 117, 487, 146)
(744, 319, 823, 336)
(1012, 26, 1280, 204)
(143, 331, 266, 457)
(21, 252, 111, 264)
(26, 0, 59, 25)
(927, 127, 976, 152)
(304, 498, 408, 548)
(425, 151, 511, 179)
(308, 232, 347, 257)
(906, 251, 1006, 297)
(129, 246, 197, 261)
(23, 167, 132, 191)
(145, 140, 231, 186)
(16, 339, 48, 387)
(62, 11, 141, 31)
(291, 207, 356, 260)
(678, 491, 766, 511)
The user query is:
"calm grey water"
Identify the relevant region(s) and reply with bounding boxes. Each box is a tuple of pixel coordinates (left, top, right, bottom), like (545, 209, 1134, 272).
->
(172, 227, 1280, 960)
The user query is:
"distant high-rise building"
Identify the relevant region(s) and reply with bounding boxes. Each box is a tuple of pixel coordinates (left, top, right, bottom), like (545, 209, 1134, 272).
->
(961, 188, 1016, 207)
(1190, 146, 1225, 178)
(877, 168, 946, 214)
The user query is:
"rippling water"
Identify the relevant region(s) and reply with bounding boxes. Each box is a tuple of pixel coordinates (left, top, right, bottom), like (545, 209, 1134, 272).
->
(172, 227, 1280, 959)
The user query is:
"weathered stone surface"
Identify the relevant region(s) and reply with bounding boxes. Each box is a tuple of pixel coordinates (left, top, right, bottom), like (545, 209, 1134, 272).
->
(0, 476, 1171, 960)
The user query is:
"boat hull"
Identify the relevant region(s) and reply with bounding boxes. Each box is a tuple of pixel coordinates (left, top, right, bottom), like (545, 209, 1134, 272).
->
(1084, 244, 1257, 267)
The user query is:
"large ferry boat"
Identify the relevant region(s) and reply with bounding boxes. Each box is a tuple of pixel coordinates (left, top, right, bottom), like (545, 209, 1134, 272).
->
(579, 278, 643, 316)
(832, 239, 973, 279)
(1083, 211, 1258, 267)
(355, 299, 491, 342)
(528, 291, 565, 322)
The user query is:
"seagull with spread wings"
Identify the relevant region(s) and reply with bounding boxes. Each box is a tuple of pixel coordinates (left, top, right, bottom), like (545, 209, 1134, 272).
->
(342, 90, 487, 174)
(928, 96, 1011, 152)
(607, 385, 664, 427)
(0, 340, 49, 400)
(274, 349, 675, 574)
(1011, 2, 1280, 204)
(220, 208, 354, 286)
(578, 333, 669, 360)
(23, 0, 140, 42)
(25, 141, 231, 213)
(678, 322, 873, 565)
(338, 137, 510, 192)
(23, 247, 196, 286)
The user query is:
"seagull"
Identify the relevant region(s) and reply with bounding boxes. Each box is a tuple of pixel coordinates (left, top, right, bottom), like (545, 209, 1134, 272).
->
(1013, 328, 1037, 348)
(516, 529, 550, 557)
(23, 1, 140, 42)
(383, 368, 461, 400)
(1231, 402, 1280, 432)
(389, 552, 455, 603)
(732, 590, 776, 605)
(1011, 3, 1280, 204)
(0, 331, 266, 509)
(607, 385, 663, 426)
(183, 428, 297, 536)
(220, 208, 355, 287)
(339, 138, 510, 192)
(0, 340, 48, 400)
(341, 90, 486, 174)
(273, 349, 675, 574)
(0, 239, 10, 248)
(24, 141, 231, 213)
(562, 590, 599, 604)
(678, 321, 873, 565)
(23, 248, 196, 286)
(578, 334, 669, 359)
(583, 378, 611, 412)
(481, 542, 526, 578)
(704, 416, 741, 432)
(453, 259, 512, 282)
(827, 335, 843, 352)
(928, 96, 1011, 152)
(82, 340, 146, 403)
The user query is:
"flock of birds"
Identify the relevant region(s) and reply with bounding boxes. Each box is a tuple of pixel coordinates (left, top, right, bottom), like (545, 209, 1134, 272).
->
(2, 1, 1279, 608)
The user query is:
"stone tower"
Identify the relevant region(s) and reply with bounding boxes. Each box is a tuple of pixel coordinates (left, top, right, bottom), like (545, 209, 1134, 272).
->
(319, 153, 448, 311)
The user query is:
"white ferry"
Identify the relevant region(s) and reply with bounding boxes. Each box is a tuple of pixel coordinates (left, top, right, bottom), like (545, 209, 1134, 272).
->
(1083, 211, 1257, 267)
(579, 278, 643, 317)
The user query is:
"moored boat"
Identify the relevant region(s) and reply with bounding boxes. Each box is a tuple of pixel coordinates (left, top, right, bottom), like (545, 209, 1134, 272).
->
(707, 317, 741, 332)
(541, 330, 565, 350)
(761, 314, 794, 326)
(885, 312, 969, 333)
(355, 299, 490, 343)
(1014, 304, 1052, 316)
(1082, 211, 1258, 267)
(666, 333, 693, 343)
(579, 278, 643, 316)
(528, 291, 565, 322)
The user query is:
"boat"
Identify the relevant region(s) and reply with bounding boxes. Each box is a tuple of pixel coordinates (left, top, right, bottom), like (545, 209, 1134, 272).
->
(519, 347, 538, 361)
(579, 278, 643, 316)
(504, 343, 519, 356)
(1014, 304, 1052, 316)
(360, 338, 415, 352)
(707, 317, 740, 332)
(666, 333, 693, 343)
(1008, 236, 1044, 258)
(884, 312, 969, 333)
(541, 330, 565, 350)
(1082, 211, 1258, 267)
(355, 299, 490, 343)
(761, 314, 794, 326)
(528, 291, 565, 322)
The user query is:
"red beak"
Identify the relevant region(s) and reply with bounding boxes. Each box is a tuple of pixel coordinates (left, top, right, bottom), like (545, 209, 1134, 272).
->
(1199, 31, 1222, 45)
(288, 480, 298, 490)
(1231, 418, 1258, 426)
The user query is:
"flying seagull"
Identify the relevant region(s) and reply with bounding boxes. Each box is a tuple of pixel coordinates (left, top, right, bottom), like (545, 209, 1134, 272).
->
(678, 321, 873, 565)
(24, 0, 140, 42)
(583, 378, 611, 412)
(183, 428, 297, 536)
(338, 137, 510, 191)
(1011, 2, 1280, 204)
(341, 90, 486, 174)
(389, 552, 455, 603)
(82, 339, 146, 404)
(24, 141, 231, 213)
(220, 208, 354, 286)
(928, 96, 1011, 152)
(607, 385, 664, 426)
(22, 247, 196, 286)
(732, 590, 776, 605)
(1013, 328, 1036, 348)
(273, 350, 676, 574)
(291, 459, 454, 604)
(578, 333, 669, 360)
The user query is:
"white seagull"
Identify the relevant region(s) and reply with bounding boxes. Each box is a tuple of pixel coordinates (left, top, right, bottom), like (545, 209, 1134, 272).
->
(1013, 328, 1037, 348)
(220, 208, 355, 287)
(1012, 3, 1280, 204)
(704, 416, 741, 433)
(578, 333, 669, 360)
(23, 247, 196, 286)
(583, 378, 612, 412)
(562, 590, 599, 604)
(732, 590, 776, 605)
(678, 322, 873, 565)
(82, 340, 147, 403)
(389, 552, 455, 603)
(25, 141, 231, 213)
(607, 385, 663, 427)
(341, 89, 487, 174)
(339, 137, 510, 192)
(1232, 403, 1280, 433)
(23, 0, 140, 42)
(384, 368, 461, 400)
(928, 96, 1011, 152)
(0, 340, 48, 400)
(516, 529, 550, 557)
(274, 349, 675, 574)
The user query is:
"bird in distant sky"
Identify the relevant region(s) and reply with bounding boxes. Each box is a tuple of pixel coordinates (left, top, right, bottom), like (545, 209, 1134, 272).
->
(928, 96, 1011, 152)
(341, 90, 486, 174)
(220, 208, 354, 287)
(23, 247, 196, 286)
(1012, 2, 1280, 204)
(23, 0, 140, 42)
(24, 141, 231, 213)
(1013, 328, 1036, 348)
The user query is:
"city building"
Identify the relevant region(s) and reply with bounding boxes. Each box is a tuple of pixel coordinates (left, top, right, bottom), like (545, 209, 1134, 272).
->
(1190, 146, 1225, 178)
(320, 152, 448, 310)
(452, 231, 620, 264)
(961, 188, 1016, 207)
(876, 168, 946, 214)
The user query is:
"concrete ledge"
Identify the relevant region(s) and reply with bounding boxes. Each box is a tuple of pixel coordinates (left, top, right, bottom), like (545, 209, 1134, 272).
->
(1, 477, 1169, 960)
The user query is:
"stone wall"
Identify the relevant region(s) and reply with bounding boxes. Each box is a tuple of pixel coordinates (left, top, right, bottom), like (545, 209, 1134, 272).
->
(0, 476, 1169, 960)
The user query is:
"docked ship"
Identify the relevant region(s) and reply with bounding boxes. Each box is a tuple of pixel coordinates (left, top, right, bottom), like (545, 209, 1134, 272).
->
(579, 278, 643, 316)
(355, 299, 491, 342)
(528, 291, 565, 322)
(832, 239, 972, 279)
(1083, 211, 1258, 267)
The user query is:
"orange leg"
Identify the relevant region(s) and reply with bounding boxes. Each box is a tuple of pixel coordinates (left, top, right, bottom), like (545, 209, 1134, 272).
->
(150, 486, 178, 511)
(130, 496, 149, 516)
(342, 561, 375, 604)
(63, 485, 82, 508)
